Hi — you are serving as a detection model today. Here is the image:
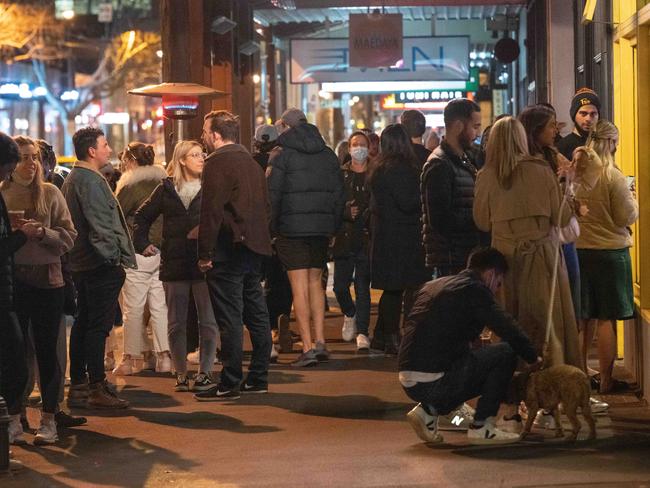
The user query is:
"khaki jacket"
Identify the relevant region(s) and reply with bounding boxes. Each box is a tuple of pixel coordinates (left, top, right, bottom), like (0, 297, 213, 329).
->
(574, 152, 638, 249)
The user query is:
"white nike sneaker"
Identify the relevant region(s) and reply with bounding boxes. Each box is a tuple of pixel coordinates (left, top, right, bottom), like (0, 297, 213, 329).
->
(438, 403, 475, 431)
(467, 420, 521, 445)
(406, 404, 443, 443)
(589, 397, 609, 415)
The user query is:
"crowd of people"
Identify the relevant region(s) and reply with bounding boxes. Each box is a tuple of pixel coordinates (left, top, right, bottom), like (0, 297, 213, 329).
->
(0, 87, 637, 459)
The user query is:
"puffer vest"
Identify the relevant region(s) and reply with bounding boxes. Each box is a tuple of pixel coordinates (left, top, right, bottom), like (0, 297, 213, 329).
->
(421, 146, 480, 268)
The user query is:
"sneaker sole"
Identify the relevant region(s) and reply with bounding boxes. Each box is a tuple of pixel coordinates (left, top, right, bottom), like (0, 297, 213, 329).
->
(406, 412, 443, 443)
(10, 438, 27, 446)
(175, 386, 190, 392)
(467, 435, 521, 445)
(194, 394, 241, 402)
(242, 389, 268, 394)
(33, 436, 58, 446)
(291, 360, 318, 368)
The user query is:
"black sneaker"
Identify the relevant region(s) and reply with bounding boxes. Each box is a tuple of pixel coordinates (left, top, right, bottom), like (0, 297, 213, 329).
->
(241, 383, 268, 394)
(192, 373, 214, 392)
(194, 384, 240, 402)
(174, 374, 190, 392)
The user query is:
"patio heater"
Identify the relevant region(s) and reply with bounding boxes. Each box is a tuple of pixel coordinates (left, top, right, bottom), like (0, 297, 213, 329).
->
(128, 82, 226, 145)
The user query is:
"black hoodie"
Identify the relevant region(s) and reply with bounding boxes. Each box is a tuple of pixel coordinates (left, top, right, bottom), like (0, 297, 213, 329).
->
(267, 123, 345, 237)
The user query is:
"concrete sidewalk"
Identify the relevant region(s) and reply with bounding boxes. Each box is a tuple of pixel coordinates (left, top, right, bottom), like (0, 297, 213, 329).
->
(5, 310, 650, 488)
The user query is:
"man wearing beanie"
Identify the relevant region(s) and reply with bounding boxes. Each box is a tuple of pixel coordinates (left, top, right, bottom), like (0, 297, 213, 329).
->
(557, 88, 600, 160)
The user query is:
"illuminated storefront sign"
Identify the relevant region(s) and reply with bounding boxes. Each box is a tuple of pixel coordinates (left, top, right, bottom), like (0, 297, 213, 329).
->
(394, 90, 467, 102)
(381, 92, 474, 111)
(291, 36, 470, 84)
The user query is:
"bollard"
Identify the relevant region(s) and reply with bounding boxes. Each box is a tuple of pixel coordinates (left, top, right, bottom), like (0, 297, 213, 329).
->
(0, 396, 9, 473)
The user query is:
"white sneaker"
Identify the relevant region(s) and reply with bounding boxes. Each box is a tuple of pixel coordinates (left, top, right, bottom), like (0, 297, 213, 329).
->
(467, 420, 521, 445)
(156, 352, 172, 373)
(498, 414, 523, 434)
(356, 333, 370, 351)
(112, 356, 133, 376)
(186, 349, 200, 365)
(533, 410, 557, 430)
(34, 414, 58, 445)
(142, 352, 157, 371)
(9, 415, 26, 445)
(406, 404, 443, 443)
(187, 349, 219, 365)
(342, 315, 357, 342)
(439, 403, 475, 431)
(589, 397, 609, 415)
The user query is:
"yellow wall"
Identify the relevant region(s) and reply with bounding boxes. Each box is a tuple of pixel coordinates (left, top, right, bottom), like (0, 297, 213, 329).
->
(612, 1, 650, 360)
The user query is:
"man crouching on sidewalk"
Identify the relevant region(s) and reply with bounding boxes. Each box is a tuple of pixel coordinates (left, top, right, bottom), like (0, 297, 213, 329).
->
(398, 247, 542, 445)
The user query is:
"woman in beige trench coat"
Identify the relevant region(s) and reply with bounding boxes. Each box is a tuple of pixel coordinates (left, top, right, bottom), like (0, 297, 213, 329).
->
(473, 116, 582, 370)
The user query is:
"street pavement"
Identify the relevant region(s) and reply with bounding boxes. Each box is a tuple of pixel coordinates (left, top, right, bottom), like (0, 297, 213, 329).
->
(4, 307, 650, 488)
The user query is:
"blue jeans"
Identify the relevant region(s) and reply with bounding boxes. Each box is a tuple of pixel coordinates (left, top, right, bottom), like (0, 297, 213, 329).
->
(403, 343, 517, 421)
(333, 251, 371, 336)
(562, 243, 581, 316)
(206, 247, 272, 389)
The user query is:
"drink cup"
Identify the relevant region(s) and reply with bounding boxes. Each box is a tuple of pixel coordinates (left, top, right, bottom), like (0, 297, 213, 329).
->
(8, 210, 25, 230)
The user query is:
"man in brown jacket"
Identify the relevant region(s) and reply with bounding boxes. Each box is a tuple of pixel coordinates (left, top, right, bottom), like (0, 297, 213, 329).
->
(195, 110, 273, 401)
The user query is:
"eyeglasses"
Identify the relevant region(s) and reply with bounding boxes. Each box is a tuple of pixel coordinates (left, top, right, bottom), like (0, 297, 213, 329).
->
(20, 154, 39, 162)
(187, 152, 206, 159)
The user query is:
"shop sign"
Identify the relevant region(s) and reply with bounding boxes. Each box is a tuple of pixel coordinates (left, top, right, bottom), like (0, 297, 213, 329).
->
(349, 14, 402, 68)
(394, 90, 466, 102)
(291, 36, 470, 84)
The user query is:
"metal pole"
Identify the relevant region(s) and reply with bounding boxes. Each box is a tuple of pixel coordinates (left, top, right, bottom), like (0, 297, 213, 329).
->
(174, 119, 185, 145)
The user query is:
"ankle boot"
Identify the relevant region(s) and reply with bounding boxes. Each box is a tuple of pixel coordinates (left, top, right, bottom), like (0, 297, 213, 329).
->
(67, 381, 89, 409)
(88, 380, 129, 409)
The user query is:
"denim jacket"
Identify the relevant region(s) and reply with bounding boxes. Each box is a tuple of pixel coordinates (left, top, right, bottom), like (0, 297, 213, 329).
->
(62, 162, 136, 272)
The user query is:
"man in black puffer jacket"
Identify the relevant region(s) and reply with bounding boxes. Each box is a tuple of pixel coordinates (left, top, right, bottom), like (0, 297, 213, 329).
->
(422, 98, 482, 276)
(268, 109, 345, 367)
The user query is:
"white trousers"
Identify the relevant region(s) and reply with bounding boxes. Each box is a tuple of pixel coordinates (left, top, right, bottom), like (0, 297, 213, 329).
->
(120, 254, 170, 356)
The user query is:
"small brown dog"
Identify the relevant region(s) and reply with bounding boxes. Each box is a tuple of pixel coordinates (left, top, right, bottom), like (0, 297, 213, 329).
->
(521, 365, 596, 441)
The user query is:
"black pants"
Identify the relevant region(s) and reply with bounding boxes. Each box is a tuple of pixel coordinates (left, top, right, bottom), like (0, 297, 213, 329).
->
(206, 247, 272, 389)
(70, 265, 125, 385)
(403, 343, 517, 421)
(14, 282, 64, 413)
(0, 308, 27, 415)
(264, 254, 292, 330)
(373, 288, 419, 343)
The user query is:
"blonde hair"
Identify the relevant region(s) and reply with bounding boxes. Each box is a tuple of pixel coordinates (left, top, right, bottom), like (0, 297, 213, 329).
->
(1, 136, 48, 216)
(586, 120, 619, 180)
(166, 140, 203, 189)
(485, 116, 530, 189)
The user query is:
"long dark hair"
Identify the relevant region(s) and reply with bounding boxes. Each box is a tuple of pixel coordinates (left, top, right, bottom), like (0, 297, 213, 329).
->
(518, 105, 558, 171)
(370, 124, 418, 179)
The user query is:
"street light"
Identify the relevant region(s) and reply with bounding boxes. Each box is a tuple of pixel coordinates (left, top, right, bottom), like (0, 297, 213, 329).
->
(62, 9, 75, 20)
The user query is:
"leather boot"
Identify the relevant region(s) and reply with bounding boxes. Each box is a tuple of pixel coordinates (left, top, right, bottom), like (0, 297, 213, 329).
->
(67, 381, 89, 409)
(88, 380, 129, 409)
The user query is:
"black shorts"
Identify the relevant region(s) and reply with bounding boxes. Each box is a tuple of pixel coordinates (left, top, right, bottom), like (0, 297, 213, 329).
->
(275, 236, 329, 271)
